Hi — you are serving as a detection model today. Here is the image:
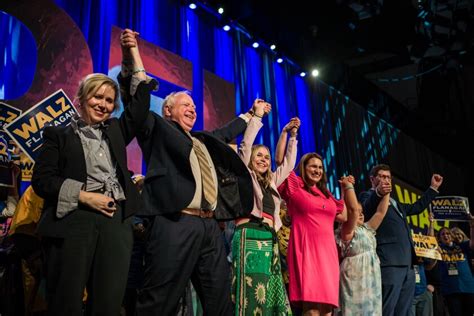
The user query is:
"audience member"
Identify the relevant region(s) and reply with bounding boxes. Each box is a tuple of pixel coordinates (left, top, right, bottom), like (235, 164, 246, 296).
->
(436, 220, 474, 316)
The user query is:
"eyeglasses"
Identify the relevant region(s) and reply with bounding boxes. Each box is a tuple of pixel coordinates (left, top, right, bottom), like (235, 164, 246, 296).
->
(376, 174, 392, 181)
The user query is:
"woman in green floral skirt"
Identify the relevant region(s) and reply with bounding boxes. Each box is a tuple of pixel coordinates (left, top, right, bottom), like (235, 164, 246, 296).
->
(231, 98, 299, 315)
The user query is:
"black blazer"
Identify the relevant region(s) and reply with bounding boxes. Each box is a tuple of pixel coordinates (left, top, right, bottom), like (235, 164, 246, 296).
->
(359, 187, 438, 266)
(136, 112, 254, 220)
(32, 80, 156, 238)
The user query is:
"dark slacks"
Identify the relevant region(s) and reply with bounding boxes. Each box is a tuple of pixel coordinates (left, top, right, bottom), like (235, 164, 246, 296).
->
(381, 266, 416, 316)
(43, 206, 133, 316)
(137, 213, 232, 316)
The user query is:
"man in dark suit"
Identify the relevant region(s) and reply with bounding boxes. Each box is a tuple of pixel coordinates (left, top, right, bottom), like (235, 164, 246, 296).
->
(120, 37, 257, 316)
(359, 164, 443, 316)
(32, 30, 156, 315)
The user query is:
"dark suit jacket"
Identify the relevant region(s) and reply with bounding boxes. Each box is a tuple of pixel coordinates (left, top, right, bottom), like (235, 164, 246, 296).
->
(136, 111, 253, 220)
(116, 74, 253, 220)
(32, 80, 155, 238)
(359, 187, 438, 267)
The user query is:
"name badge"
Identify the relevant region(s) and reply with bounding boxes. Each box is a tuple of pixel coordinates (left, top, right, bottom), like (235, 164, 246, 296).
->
(414, 265, 421, 283)
(448, 263, 459, 276)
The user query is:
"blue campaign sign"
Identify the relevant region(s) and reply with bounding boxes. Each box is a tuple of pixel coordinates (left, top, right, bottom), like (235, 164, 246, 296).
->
(0, 131, 13, 187)
(4, 89, 78, 162)
(0, 102, 22, 146)
(430, 196, 470, 221)
(0, 102, 22, 130)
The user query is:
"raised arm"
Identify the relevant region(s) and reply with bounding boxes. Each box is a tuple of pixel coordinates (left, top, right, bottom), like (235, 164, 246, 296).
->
(424, 212, 437, 270)
(274, 118, 300, 187)
(406, 174, 443, 216)
(118, 28, 156, 144)
(239, 120, 262, 164)
(120, 29, 146, 81)
(275, 117, 300, 166)
(366, 190, 390, 230)
(339, 176, 358, 241)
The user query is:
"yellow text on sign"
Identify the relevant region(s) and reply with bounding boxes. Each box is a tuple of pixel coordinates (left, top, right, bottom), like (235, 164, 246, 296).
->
(12, 97, 71, 140)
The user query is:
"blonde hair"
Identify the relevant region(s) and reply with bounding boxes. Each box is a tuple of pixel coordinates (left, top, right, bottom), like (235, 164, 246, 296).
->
(76, 73, 120, 112)
(161, 90, 192, 117)
(297, 152, 329, 198)
(450, 226, 469, 243)
(248, 144, 273, 189)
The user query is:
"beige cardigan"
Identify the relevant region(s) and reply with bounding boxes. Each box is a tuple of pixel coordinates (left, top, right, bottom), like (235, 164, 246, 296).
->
(238, 117, 297, 232)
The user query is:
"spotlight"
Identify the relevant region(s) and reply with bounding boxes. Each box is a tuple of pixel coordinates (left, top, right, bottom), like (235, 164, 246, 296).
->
(223, 24, 231, 32)
(311, 69, 319, 77)
(270, 44, 276, 51)
(218, 7, 224, 14)
(252, 42, 259, 48)
(189, 2, 197, 9)
(276, 57, 283, 64)
(300, 72, 306, 77)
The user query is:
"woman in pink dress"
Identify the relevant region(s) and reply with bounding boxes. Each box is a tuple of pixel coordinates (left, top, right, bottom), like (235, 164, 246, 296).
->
(278, 153, 346, 315)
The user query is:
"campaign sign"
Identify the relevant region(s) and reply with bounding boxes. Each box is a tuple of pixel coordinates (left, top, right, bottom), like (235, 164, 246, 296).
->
(4, 90, 77, 162)
(0, 131, 13, 187)
(19, 153, 34, 182)
(412, 233, 442, 260)
(0, 102, 22, 130)
(0, 102, 22, 146)
(430, 196, 470, 222)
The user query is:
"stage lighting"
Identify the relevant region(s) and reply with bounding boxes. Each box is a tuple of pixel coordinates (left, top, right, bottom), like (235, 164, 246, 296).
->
(276, 58, 283, 64)
(252, 42, 259, 48)
(270, 44, 276, 51)
(223, 24, 231, 31)
(311, 69, 319, 77)
(218, 7, 224, 14)
(189, 2, 197, 9)
(300, 72, 306, 77)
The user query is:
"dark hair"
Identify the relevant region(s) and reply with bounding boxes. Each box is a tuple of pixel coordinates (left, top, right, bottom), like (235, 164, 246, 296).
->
(369, 164, 391, 177)
(437, 227, 452, 241)
(297, 152, 329, 198)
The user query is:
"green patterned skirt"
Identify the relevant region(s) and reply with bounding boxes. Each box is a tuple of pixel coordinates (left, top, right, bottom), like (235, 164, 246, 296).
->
(232, 221, 292, 316)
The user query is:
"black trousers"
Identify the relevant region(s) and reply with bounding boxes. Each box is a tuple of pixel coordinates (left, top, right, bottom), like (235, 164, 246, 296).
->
(137, 213, 233, 316)
(43, 206, 133, 316)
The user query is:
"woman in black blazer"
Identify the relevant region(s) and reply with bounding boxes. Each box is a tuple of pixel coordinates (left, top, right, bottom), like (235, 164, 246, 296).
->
(32, 29, 155, 315)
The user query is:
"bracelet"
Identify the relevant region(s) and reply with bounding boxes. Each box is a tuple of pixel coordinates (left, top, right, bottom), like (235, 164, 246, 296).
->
(132, 68, 146, 75)
(254, 113, 263, 118)
(344, 184, 354, 190)
(248, 109, 255, 116)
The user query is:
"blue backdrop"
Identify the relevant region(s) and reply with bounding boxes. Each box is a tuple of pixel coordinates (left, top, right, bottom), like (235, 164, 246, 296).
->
(0, 0, 466, 200)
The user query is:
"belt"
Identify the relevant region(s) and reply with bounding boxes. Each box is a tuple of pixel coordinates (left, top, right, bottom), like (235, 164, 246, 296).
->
(181, 208, 214, 218)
